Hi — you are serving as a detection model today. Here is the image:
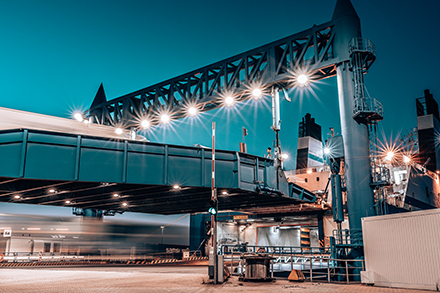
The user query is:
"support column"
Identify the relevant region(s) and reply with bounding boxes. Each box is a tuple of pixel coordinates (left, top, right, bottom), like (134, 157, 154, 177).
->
(336, 62, 375, 230)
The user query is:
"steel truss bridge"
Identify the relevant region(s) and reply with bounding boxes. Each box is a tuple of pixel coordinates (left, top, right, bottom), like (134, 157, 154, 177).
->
(87, 7, 374, 127)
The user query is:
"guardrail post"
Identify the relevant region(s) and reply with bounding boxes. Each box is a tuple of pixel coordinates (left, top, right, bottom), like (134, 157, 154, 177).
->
(310, 257, 313, 282)
(345, 260, 349, 284)
(328, 259, 330, 282)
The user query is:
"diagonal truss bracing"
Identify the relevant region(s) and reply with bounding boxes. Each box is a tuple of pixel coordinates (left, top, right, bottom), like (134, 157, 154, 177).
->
(89, 21, 341, 127)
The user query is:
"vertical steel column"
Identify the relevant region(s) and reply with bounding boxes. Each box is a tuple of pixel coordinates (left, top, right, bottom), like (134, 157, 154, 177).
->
(336, 62, 374, 230)
(332, 0, 375, 230)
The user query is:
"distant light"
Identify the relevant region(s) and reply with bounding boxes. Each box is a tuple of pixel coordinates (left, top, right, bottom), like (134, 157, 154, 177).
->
(281, 153, 289, 160)
(14, 195, 21, 199)
(141, 120, 150, 128)
(113, 193, 119, 198)
(161, 114, 170, 124)
(324, 147, 330, 155)
(65, 200, 70, 204)
(222, 191, 228, 195)
(307, 169, 312, 174)
(49, 189, 56, 193)
(403, 155, 411, 163)
(385, 151, 394, 161)
(74, 113, 83, 122)
(188, 107, 198, 116)
(173, 185, 181, 190)
(252, 88, 262, 99)
(122, 202, 128, 207)
(225, 96, 234, 106)
(297, 74, 308, 86)
(115, 128, 123, 135)
(437, 170, 440, 174)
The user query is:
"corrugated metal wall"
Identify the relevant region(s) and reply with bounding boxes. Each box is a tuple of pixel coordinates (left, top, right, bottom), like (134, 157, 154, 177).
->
(362, 209, 440, 290)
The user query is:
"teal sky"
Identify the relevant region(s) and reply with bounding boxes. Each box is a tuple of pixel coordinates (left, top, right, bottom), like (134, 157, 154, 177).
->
(1, 0, 439, 170)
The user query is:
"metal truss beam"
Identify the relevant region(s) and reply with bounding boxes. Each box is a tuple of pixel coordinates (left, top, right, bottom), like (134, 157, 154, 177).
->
(88, 20, 347, 127)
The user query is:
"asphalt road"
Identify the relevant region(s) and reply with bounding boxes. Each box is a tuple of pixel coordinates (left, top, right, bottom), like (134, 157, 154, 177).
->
(0, 265, 432, 292)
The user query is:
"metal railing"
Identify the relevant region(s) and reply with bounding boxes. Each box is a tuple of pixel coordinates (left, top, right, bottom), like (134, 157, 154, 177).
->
(349, 37, 376, 56)
(221, 244, 330, 255)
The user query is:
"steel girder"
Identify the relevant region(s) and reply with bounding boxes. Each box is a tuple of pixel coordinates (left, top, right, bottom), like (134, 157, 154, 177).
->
(88, 21, 341, 127)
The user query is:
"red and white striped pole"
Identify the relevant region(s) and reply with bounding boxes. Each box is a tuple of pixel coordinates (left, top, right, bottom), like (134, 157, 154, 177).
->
(211, 122, 218, 284)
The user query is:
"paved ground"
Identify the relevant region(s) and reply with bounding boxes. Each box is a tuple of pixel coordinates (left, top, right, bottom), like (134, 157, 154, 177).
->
(0, 265, 432, 292)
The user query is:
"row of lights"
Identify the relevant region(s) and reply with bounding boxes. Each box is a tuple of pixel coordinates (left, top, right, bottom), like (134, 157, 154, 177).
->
(73, 73, 310, 135)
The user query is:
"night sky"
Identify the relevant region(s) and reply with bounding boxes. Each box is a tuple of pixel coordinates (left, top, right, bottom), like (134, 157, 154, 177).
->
(1, 0, 440, 172)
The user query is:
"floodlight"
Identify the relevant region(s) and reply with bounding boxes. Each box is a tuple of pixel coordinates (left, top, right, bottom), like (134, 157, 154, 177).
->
(161, 114, 170, 124)
(225, 96, 234, 106)
(385, 151, 394, 161)
(403, 155, 411, 163)
(297, 74, 308, 85)
(252, 88, 262, 99)
(324, 147, 330, 155)
(188, 107, 197, 116)
(74, 112, 83, 122)
(115, 128, 123, 135)
(122, 202, 128, 207)
(281, 153, 289, 160)
(141, 120, 150, 128)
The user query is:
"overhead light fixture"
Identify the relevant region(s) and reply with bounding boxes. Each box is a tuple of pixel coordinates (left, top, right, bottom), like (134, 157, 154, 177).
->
(49, 189, 56, 193)
(225, 96, 234, 106)
(252, 88, 262, 99)
(115, 128, 123, 135)
(160, 114, 170, 124)
(113, 193, 120, 198)
(65, 200, 71, 204)
(122, 202, 128, 207)
(14, 195, 21, 199)
(297, 74, 308, 86)
(74, 112, 83, 122)
(173, 185, 181, 190)
(222, 191, 228, 195)
(188, 107, 198, 116)
(141, 120, 150, 128)
(385, 151, 394, 161)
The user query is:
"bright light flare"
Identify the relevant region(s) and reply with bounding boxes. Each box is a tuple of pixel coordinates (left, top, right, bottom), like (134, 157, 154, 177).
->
(188, 107, 198, 116)
(252, 88, 262, 99)
(307, 169, 312, 174)
(225, 96, 234, 106)
(113, 193, 119, 198)
(14, 195, 21, 199)
(403, 155, 411, 163)
(324, 147, 330, 155)
(281, 153, 289, 160)
(122, 202, 128, 207)
(65, 200, 71, 204)
(160, 114, 170, 124)
(385, 151, 394, 161)
(115, 128, 123, 135)
(49, 189, 56, 193)
(74, 112, 83, 122)
(173, 185, 181, 190)
(141, 120, 150, 128)
(297, 74, 308, 86)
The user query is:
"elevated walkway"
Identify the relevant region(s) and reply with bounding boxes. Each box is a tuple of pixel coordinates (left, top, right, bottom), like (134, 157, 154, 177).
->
(0, 128, 315, 214)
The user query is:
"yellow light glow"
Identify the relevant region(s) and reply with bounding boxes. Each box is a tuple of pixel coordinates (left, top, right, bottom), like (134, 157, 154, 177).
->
(122, 202, 128, 207)
(65, 200, 70, 204)
(49, 189, 56, 193)
(113, 193, 119, 197)
(307, 169, 312, 174)
(403, 155, 411, 163)
(173, 185, 180, 189)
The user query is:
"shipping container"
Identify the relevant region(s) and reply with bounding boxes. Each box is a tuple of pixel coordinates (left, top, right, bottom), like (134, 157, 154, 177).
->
(361, 209, 440, 291)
